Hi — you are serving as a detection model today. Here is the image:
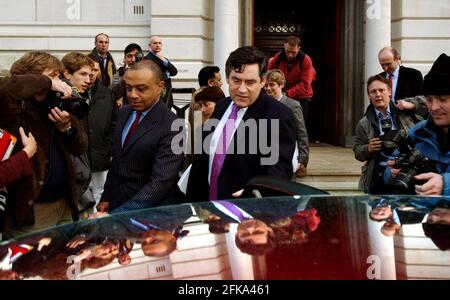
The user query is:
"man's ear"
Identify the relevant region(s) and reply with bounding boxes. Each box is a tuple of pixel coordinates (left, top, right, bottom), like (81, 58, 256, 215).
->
(63, 70, 71, 80)
(260, 76, 266, 88)
(207, 78, 214, 87)
(158, 80, 165, 94)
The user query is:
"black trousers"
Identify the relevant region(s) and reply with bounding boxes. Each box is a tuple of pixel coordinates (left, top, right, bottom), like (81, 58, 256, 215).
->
(299, 98, 310, 123)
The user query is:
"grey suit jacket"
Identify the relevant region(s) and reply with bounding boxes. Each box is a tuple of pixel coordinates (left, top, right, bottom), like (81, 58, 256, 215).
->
(280, 95, 309, 165)
(101, 101, 184, 213)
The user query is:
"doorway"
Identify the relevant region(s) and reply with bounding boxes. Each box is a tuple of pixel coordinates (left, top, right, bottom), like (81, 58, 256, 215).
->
(253, 0, 341, 144)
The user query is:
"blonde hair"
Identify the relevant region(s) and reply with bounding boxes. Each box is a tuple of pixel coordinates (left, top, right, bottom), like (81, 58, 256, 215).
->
(266, 69, 286, 86)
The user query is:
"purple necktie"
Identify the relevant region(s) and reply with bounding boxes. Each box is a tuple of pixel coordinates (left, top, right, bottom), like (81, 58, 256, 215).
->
(209, 104, 240, 200)
(215, 200, 246, 222)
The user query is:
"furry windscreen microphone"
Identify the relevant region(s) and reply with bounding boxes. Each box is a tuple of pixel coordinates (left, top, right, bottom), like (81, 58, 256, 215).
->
(0, 187, 6, 212)
(0, 187, 6, 229)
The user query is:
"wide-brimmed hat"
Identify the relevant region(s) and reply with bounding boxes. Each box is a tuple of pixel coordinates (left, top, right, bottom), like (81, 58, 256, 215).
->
(423, 53, 450, 95)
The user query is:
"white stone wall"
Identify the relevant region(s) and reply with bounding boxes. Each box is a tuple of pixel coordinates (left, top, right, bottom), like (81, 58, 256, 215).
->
(0, 0, 152, 73)
(150, 0, 214, 90)
(0, 0, 214, 96)
(392, 0, 450, 75)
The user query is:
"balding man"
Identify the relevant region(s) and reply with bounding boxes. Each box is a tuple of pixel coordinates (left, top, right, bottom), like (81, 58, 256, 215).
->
(378, 47, 423, 102)
(144, 36, 178, 108)
(96, 60, 183, 214)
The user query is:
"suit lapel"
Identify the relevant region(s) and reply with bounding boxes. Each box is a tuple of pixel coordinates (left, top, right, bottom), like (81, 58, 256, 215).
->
(117, 106, 133, 155)
(224, 91, 265, 162)
(121, 102, 163, 154)
(242, 91, 265, 122)
(395, 66, 405, 99)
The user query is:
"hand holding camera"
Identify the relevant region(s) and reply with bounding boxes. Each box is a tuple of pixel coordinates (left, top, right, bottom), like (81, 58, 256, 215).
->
(44, 87, 90, 120)
(387, 160, 401, 177)
(414, 172, 444, 195)
(50, 77, 72, 99)
(385, 129, 436, 194)
(48, 107, 71, 132)
(368, 137, 382, 153)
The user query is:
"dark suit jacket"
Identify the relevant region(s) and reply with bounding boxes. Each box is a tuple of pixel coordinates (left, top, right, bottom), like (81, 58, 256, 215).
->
(380, 65, 423, 101)
(144, 52, 178, 107)
(101, 101, 184, 212)
(186, 91, 297, 202)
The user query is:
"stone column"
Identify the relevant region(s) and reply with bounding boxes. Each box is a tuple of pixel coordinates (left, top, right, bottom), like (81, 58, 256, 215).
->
(214, 0, 240, 96)
(364, 0, 391, 108)
(365, 204, 397, 279)
(224, 223, 254, 279)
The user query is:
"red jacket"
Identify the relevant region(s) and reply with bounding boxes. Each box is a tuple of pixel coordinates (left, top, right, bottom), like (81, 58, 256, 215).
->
(268, 51, 316, 100)
(0, 150, 32, 187)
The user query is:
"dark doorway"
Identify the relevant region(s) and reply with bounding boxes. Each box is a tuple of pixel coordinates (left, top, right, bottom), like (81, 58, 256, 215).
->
(254, 0, 341, 144)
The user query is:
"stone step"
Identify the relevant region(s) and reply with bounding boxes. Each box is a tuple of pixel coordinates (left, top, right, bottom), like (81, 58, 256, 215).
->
(302, 181, 359, 190)
(297, 181, 363, 196)
(294, 145, 364, 195)
(305, 170, 361, 176)
(297, 175, 360, 182)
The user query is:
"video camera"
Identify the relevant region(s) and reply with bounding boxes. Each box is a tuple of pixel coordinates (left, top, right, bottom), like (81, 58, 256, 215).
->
(45, 88, 89, 119)
(383, 129, 435, 194)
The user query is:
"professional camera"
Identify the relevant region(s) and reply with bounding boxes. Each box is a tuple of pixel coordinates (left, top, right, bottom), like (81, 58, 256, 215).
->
(384, 129, 435, 194)
(45, 88, 89, 119)
(135, 51, 144, 62)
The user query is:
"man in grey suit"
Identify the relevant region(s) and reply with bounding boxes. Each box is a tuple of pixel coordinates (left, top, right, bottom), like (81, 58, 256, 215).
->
(265, 69, 309, 177)
(96, 60, 184, 214)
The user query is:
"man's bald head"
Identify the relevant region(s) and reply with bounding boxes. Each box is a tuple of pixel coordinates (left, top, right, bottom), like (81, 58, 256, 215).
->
(149, 36, 163, 53)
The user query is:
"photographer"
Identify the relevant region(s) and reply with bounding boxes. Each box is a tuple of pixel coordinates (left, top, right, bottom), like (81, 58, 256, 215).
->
(0, 52, 88, 238)
(353, 75, 416, 194)
(386, 53, 450, 195)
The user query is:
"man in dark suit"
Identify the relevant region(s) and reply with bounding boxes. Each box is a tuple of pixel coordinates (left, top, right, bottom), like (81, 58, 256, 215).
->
(378, 47, 423, 102)
(144, 36, 178, 108)
(186, 46, 297, 202)
(96, 60, 184, 214)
